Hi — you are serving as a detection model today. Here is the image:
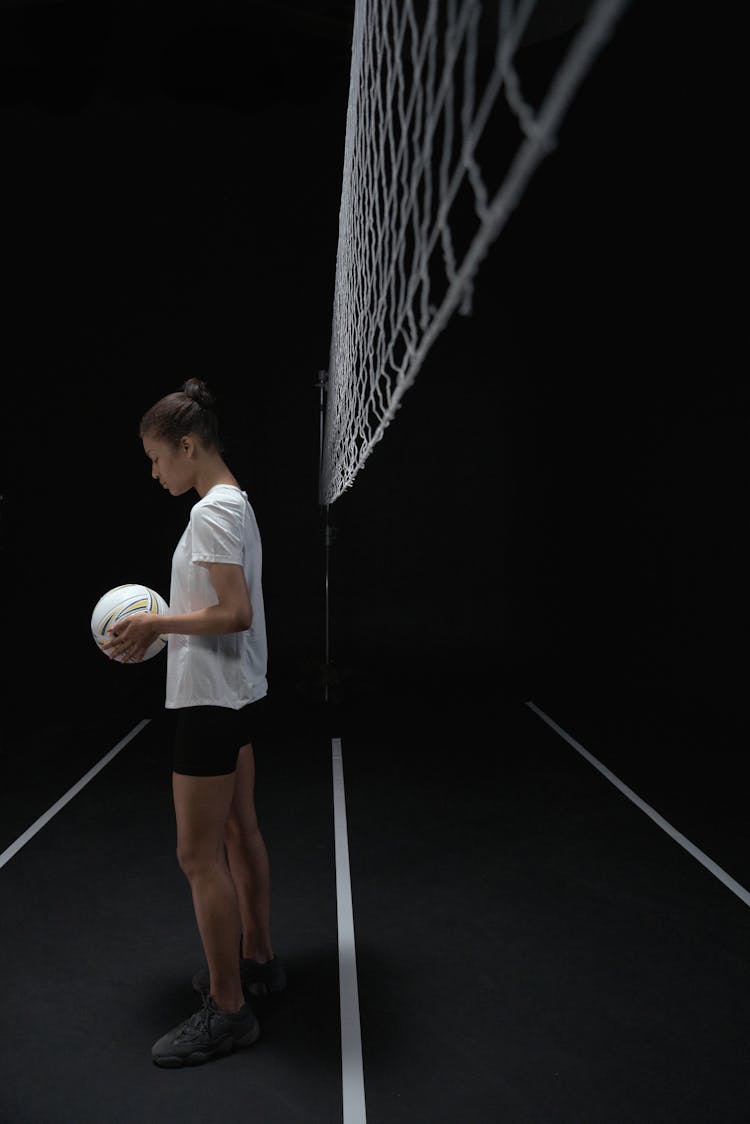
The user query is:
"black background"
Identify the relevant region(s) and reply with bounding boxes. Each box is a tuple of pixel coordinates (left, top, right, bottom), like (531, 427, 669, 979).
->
(1, 0, 745, 743)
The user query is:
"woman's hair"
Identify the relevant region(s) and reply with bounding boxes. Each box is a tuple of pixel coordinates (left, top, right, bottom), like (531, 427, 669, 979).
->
(139, 377, 222, 451)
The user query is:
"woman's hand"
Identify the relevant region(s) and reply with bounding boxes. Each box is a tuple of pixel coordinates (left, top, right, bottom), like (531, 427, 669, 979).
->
(103, 613, 160, 663)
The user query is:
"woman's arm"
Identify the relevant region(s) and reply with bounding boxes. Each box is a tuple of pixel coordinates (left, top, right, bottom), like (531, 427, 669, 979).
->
(161, 562, 252, 636)
(103, 562, 252, 662)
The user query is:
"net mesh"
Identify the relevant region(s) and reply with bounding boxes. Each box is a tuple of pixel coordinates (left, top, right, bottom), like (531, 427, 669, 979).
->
(319, 0, 633, 505)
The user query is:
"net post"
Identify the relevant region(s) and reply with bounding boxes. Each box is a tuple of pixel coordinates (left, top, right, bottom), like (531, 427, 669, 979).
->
(316, 370, 334, 704)
(316, 369, 329, 493)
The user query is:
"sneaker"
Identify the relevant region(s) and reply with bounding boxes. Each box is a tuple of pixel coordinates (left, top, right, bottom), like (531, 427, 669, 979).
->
(151, 994, 260, 1068)
(192, 955, 287, 999)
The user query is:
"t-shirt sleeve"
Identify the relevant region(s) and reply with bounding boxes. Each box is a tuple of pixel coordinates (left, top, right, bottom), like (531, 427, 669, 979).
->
(190, 498, 243, 565)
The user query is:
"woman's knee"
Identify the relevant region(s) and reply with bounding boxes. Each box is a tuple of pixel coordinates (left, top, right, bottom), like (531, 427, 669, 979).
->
(224, 804, 259, 846)
(172, 771, 237, 878)
(176, 841, 225, 879)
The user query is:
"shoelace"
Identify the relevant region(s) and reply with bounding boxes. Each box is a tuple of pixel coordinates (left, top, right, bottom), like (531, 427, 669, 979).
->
(175, 995, 223, 1043)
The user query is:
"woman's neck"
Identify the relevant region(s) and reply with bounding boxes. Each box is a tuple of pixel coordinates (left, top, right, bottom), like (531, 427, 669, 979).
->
(195, 456, 240, 497)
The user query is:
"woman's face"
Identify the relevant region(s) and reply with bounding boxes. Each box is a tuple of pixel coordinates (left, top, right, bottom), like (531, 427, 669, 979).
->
(142, 433, 195, 497)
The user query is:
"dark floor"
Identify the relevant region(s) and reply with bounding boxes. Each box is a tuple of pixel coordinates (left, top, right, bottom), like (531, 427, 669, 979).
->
(1, 664, 749, 1123)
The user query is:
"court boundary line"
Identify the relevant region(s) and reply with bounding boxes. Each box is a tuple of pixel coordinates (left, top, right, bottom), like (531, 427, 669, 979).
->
(525, 700, 750, 908)
(332, 737, 367, 1124)
(0, 719, 152, 871)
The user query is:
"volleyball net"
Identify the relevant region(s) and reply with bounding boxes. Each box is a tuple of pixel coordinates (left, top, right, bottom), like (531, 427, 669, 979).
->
(318, 0, 633, 506)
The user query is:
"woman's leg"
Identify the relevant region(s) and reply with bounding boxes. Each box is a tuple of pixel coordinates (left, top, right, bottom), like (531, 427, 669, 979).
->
(224, 743, 275, 962)
(173, 771, 245, 1012)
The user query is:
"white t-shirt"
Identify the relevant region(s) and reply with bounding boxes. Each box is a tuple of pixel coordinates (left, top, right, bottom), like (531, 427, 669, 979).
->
(165, 484, 268, 710)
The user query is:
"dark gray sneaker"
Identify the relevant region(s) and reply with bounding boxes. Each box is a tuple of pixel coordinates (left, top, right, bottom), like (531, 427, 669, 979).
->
(192, 955, 287, 999)
(152, 994, 260, 1068)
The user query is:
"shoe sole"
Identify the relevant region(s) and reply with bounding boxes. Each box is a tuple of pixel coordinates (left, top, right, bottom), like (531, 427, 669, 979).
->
(192, 974, 286, 999)
(245, 979, 286, 997)
(153, 1022, 261, 1068)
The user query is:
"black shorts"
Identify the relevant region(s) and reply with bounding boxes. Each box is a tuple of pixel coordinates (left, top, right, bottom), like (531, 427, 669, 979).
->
(172, 695, 269, 777)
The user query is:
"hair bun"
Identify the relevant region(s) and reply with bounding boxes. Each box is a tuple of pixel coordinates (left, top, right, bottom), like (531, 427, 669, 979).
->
(181, 377, 216, 410)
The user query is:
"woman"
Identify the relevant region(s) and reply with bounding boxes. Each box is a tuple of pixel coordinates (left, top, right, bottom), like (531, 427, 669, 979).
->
(104, 377, 285, 1068)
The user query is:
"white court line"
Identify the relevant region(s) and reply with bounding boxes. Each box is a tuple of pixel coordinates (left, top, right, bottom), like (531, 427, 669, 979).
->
(332, 737, 367, 1124)
(525, 700, 750, 908)
(0, 719, 151, 871)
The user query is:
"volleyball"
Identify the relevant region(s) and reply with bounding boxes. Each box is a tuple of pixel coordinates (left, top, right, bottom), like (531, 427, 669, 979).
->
(91, 583, 169, 663)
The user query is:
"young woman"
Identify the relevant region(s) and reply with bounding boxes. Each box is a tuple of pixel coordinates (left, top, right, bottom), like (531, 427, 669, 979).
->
(104, 377, 285, 1068)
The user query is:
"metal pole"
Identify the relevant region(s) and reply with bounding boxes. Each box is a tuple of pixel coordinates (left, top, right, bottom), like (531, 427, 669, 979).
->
(317, 371, 330, 703)
(324, 504, 330, 704)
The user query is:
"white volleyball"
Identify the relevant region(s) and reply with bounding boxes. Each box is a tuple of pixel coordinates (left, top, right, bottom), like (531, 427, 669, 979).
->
(91, 583, 169, 663)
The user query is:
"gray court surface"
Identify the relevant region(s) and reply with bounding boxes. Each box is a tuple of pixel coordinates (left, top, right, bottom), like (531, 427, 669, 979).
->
(2, 678, 749, 1123)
